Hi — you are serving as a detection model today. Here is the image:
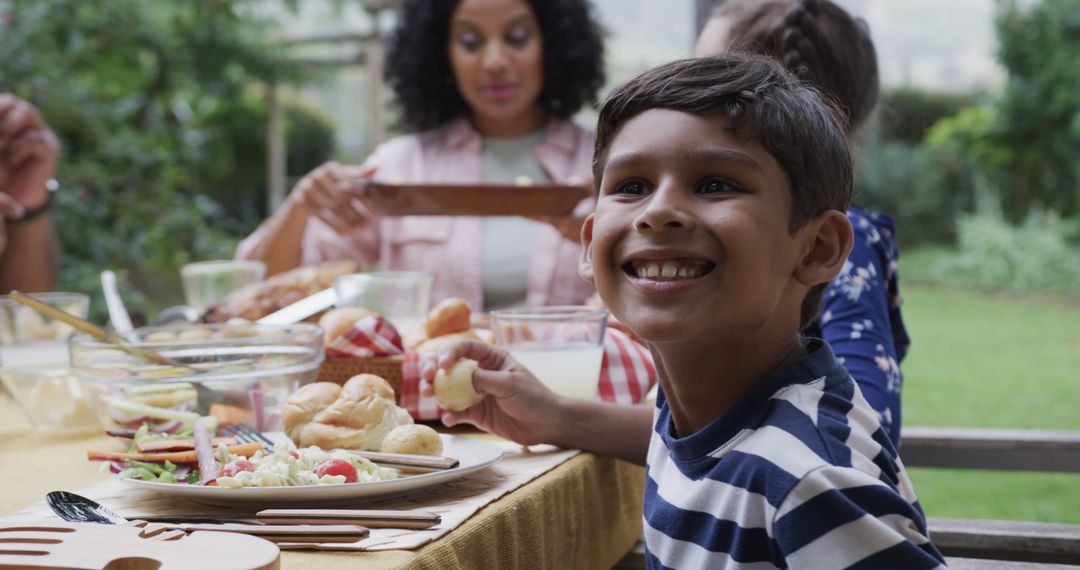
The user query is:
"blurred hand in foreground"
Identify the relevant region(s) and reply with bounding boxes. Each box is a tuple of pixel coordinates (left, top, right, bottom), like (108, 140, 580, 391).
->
(0, 94, 59, 211)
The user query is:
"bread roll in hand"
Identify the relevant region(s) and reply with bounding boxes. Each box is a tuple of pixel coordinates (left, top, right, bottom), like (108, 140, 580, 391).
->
(282, 374, 413, 451)
(433, 358, 484, 412)
(381, 424, 443, 456)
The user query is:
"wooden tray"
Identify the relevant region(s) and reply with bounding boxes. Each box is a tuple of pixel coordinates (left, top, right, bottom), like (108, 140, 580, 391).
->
(0, 521, 279, 569)
(365, 182, 590, 217)
(318, 355, 404, 401)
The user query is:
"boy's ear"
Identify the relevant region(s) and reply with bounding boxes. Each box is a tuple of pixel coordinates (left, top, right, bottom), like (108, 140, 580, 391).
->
(578, 213, 597, 285)
(794, 210, 853, 287)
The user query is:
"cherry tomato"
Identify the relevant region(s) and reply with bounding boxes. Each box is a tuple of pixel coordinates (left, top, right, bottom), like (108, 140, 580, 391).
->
(288, 451, 300, 460)
(314, 459, 358, 483)
(219, 460, 255, 478)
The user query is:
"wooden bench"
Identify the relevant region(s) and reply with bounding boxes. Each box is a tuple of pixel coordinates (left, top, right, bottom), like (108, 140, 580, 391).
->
(614, 427, 1080, 568)
(900, 427, 1080, 566)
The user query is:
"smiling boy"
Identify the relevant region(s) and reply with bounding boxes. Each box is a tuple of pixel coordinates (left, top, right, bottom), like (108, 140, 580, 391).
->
(423, 54, 944, 568)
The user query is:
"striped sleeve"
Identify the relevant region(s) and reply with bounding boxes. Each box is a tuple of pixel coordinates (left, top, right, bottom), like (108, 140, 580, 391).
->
(772, 465, 946, 569)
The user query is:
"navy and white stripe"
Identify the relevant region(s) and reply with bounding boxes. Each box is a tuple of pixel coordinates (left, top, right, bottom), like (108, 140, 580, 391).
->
(643, 341, 945, 569)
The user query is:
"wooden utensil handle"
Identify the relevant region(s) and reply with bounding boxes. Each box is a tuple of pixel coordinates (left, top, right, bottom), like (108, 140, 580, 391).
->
(170, 523, 368, 537)
(345, 450, 459, 469)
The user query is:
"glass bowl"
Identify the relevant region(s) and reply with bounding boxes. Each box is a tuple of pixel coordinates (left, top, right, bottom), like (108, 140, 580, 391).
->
(1, 364, 102, 430)
(69, 323, 323, 434)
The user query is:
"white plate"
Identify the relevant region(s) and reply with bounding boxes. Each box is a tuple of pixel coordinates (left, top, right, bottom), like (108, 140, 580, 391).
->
(118, 434, 503, 506)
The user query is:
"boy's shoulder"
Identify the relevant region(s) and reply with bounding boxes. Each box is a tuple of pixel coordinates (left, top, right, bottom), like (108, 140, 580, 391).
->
(651, 341, 900, 493)
(644, 342, 943, 568)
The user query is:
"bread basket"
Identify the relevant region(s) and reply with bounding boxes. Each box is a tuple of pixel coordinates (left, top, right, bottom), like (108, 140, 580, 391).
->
(318, 355, 405, 402)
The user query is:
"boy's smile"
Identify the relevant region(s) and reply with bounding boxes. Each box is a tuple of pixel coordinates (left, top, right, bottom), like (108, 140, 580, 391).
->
(582, 109, 809, 348)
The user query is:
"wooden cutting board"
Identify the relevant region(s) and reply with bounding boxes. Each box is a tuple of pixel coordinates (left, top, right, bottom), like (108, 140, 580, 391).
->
(0, 522, 280, 569)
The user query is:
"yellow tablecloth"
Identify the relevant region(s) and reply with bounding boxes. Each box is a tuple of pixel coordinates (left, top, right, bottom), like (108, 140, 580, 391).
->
(0, 398, 645, 569)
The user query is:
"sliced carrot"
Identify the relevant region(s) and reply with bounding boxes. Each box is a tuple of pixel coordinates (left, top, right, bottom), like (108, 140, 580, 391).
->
(87, 442, 264, 463)
(209, 403, 253, 425)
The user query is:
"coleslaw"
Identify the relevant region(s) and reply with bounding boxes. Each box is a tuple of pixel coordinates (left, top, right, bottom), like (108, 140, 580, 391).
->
(215, 445, 398, 488)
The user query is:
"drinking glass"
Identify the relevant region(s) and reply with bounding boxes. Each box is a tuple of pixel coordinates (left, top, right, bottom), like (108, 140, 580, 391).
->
(0, 292, 96, 429)
(0, 292, 90, 369)
(490, 306, 608, 400)
(180, 260, 266, 311)
(333, 271, 434, 334)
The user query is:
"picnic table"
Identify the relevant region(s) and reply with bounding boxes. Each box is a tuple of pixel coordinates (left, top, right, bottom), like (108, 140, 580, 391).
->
(0, 395, 646, 569)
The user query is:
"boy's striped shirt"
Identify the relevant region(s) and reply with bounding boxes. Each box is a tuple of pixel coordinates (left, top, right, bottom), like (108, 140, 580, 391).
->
(643, 341, 946, 569)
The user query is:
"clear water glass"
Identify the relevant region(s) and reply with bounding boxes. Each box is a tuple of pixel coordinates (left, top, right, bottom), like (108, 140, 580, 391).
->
(490, 306, 608, 400)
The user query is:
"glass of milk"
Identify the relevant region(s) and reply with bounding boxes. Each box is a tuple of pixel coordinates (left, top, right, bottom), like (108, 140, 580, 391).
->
(490, 306, 608, 400)
(334, 271, 434, 335)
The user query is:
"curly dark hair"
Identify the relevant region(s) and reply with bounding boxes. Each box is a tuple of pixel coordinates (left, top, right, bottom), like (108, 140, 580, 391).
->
(385, 0, 606, 132)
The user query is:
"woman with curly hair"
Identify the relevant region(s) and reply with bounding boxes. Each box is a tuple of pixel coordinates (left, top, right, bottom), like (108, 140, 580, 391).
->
(237, 0, 606, 311)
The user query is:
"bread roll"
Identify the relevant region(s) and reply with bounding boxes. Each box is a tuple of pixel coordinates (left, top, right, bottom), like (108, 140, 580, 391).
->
(381, 424, 443, 456)
(433, 358, 484, 412)
(282, 375, 414, 451)
(404, 297, 472, 348)
(319, 307, 380, 345)
(281, 382, 342, 444)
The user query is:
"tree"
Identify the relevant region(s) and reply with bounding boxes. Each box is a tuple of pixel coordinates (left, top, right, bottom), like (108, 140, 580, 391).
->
(0, 0, 329, 318)
(993, 0, 1080, 216)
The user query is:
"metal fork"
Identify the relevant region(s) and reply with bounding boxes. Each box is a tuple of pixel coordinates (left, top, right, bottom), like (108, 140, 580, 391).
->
(220, 422, 275, 447)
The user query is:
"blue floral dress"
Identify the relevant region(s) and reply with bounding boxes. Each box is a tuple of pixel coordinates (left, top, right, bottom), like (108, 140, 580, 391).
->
(804, 205, 910, 449)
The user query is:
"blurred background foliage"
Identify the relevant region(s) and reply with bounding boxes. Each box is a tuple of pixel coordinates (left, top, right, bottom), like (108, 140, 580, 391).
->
(856, 0, 1080, 294)
(0, 0, 336, 320)
(0, 0, 1078, 318)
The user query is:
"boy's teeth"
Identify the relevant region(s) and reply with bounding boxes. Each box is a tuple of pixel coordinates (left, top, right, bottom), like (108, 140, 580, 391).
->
(632, 260, 708, 281)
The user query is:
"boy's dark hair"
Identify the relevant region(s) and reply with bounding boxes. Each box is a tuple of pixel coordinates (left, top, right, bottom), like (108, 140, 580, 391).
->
(385, 0, 606, 133)
(711, 0, 879, 133)
(592, 54, 852, 330)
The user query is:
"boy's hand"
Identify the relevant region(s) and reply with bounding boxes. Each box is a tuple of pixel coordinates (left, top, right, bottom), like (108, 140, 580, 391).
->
(420, 340, 566, 446)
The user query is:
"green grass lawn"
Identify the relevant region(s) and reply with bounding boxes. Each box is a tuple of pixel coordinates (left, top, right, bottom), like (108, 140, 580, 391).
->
(898, 283, 1080, 523)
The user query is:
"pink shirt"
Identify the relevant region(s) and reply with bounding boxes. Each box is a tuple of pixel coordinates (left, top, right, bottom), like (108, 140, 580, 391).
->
(236, 118, 597, 310)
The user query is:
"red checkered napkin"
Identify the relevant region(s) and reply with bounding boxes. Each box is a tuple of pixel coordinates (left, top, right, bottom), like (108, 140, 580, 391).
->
(325, 315, 405, 357)
(597, 328, 658, 405)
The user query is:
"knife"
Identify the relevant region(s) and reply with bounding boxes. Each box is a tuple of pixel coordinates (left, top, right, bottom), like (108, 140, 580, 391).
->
(256, 287, 338, 325)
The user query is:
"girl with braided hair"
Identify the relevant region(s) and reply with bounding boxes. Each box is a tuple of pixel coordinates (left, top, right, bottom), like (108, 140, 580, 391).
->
(698, 0, 910, 449)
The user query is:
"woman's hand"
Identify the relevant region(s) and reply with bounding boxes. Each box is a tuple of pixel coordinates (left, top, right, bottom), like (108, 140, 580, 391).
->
(0, 94, 59, 211)
(420, 340, 567, 446)
(529, 174, 595, 243)
(288, 161, 377, 231)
